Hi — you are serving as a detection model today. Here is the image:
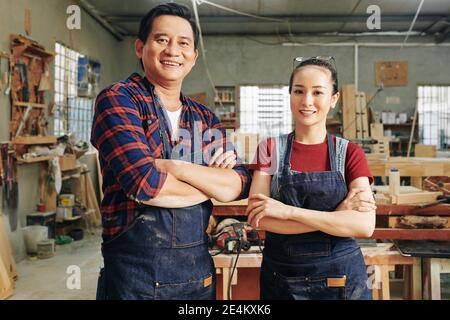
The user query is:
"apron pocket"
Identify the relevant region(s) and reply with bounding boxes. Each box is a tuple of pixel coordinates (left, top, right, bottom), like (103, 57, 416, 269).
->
(172, 205, 205, 248)
(154, 274, 215, 300)
(277, 273, 346, 300)
(285, 240, 331, 257)
(102, 213, 145, 248)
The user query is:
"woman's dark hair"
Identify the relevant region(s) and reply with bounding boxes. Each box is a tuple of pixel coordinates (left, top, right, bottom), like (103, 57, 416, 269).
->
(137, 3, 199, 69)
(289, 58, 339, 95)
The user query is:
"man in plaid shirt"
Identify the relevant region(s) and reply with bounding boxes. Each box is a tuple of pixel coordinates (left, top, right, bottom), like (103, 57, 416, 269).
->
(91, 3, 251, 300)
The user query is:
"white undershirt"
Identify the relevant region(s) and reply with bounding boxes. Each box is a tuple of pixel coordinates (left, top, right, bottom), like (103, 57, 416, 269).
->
(166, 108, 182, 141)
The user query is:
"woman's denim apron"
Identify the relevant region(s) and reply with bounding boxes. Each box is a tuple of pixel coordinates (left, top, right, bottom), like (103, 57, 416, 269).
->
(96, 82, 215, 300)
(260, 132, 371, 300)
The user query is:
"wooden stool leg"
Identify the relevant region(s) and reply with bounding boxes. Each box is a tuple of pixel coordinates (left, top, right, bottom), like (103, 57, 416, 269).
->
(370, 265, 382, 300)
(380, 265, 391, 300)
(222, 268, 230, 300)
(411, 258, 422, 300)
(403, 265, 411, 300)
(427, 258, 442, 300)
(403, 260, 422, 300)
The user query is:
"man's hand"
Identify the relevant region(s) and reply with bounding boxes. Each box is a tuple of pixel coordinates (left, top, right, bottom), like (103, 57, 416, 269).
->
(154, 159, 187, 179)
(337, 187, 377, 212)
(208, 147, 236, 169)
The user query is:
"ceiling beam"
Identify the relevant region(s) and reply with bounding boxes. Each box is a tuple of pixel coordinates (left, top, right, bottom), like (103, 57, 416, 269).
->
(435, 24, 450, 43)
(105, 14, 448, 24)
(77, 0, 124, 41)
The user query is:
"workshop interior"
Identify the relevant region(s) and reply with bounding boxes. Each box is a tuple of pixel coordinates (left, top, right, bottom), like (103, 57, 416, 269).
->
(0, 0, 450, 301)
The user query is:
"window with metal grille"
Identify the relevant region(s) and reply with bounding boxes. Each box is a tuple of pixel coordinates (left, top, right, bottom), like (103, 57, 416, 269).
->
(239, 85, 292, 138)
(54, 42, 94, 143)
(418, 85, 450, 150)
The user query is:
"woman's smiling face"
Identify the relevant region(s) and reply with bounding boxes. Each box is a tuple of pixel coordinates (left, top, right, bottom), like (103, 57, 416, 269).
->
(290, 65, 340, 129)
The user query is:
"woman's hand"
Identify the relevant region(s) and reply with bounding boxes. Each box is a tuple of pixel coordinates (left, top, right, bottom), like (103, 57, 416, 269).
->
(246, 193, 293, 228)
(337, 187, 377, 212)
(208, 147, 236, 169)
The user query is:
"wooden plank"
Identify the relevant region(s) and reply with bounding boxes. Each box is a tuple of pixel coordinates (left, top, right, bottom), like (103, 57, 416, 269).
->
(376, 204, 450, 216)
(391, 191, 442, 205)
(342, 84, 356, 139)
(0, 256, 13, 300)
(85, 173, 101, 227)
(0, 214, 17, 281)
(355, 92, 369, 139)
(373, 186, 422, 194)
(388, 215, 450, 229)
(370, 123, 384, 139)
(371, 228, 450, 240)
(368, 157, 450, 177)
(415, 144, 436, 158)
(95, 151, 103, 200)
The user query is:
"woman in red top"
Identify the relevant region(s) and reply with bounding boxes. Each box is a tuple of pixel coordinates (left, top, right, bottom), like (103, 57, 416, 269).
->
(247, 57, 376, 300)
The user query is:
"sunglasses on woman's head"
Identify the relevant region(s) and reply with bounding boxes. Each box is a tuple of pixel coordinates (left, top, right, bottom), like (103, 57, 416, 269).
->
(293, 56, 336, 71)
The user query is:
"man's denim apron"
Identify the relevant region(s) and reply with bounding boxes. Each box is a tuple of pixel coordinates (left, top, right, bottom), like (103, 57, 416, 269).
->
(260, 132, 371, 300)
(96, 83, 216, 300)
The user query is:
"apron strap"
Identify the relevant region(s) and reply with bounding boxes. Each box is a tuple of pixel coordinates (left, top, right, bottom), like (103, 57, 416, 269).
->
(335, 136, 349, 185)
(327, 133, 337, 172)
(270, 133, 290, 199)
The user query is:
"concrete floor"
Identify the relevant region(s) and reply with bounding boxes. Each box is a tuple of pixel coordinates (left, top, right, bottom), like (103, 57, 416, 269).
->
(8, 229, 103, 300)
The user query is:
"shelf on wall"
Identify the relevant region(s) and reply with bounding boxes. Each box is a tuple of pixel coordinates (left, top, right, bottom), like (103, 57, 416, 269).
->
(17, 155, 53, 164)
(12, 136, 57, 145)
(13, 101, 46, 109)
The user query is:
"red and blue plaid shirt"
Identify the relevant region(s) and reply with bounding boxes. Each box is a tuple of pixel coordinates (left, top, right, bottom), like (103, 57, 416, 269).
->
(91, 73, 251, 240)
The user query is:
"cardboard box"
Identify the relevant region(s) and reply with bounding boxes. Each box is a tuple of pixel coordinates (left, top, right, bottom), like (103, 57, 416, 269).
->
(59, 194, 75, 207)
(59, 154, 76, 171)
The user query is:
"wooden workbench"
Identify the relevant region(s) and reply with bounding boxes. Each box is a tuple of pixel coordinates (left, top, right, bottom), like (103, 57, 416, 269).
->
(212, 199, 450, 241)
(212, 243, 421, 300)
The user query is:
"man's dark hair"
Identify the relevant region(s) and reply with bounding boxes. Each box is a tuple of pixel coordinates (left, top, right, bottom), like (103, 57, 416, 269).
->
(138, 2, 199, 47)
(289, 58, 339, 95)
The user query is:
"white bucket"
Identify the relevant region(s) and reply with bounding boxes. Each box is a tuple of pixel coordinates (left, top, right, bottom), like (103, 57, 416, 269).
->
(23, 226, 49, 254)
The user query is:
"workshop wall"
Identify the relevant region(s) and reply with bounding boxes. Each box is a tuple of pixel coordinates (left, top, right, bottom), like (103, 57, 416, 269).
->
(119, 35, 450, 118)
(0, 0, 126, 261)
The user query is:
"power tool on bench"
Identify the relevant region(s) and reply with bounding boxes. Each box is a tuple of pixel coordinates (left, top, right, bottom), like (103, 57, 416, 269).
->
(208, 218, 260, 254)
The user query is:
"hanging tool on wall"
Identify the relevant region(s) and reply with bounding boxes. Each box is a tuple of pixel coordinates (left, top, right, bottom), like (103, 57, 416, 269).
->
(3, 55, 12, 96)
(14, 105, 32, 137)
(15, 62, 29, 102)
(0, 51, 10, 95)
(0, 143, 18, 232)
